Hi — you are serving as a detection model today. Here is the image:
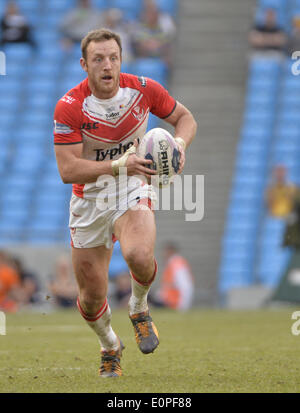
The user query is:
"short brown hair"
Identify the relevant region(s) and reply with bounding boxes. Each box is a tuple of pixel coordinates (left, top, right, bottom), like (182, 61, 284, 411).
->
(81, 28, 122, 60)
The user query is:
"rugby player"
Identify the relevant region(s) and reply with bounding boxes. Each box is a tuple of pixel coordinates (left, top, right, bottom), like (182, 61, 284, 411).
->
(54, 29, 197, 377)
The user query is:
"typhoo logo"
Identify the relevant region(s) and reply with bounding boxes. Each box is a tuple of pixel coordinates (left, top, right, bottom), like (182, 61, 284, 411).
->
(0, 52, 6, 75)
(94, 139, 140, 161)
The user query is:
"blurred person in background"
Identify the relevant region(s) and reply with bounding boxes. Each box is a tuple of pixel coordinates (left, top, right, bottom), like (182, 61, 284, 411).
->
(0, 1, 36, 49)
(10, 257, 40, 308)
(108, 241, 131, 308)
(113, 271, 132, 308)
(266, 165, 298, 218)
(266, 165, 300, 250)
(101, 8, 134, 63)
(248, 8, 287, 54)
(59, 0, 103, 50)
(131, 0, 176, 67)
(48, 255, 78, 308)
(282, 188, 300, 250)
(156, 242, 194, 311)
(0, 251, 20, 312)
(287, 15, 300, 56)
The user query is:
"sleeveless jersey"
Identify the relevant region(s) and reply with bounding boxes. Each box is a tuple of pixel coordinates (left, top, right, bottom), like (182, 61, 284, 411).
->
(53, 73, 177, 200)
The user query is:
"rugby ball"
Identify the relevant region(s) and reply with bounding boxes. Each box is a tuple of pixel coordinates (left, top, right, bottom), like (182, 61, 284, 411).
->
(137, 128, 181, 187)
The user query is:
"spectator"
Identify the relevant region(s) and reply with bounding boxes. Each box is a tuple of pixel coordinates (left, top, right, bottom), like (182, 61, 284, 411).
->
(0, 251, 20, 312)
(48, 255, 78, 308)
(156, 242, 194, 311)
(101, 8, 134, 63)
(59, 0, 103, 50)
(0, 1, 36, 49)
(265, 165, 298, 218)
(248, 8, 287, 53)
(114, 271, 131, 308)
(131, 0, 176, 66)
(10, 257, 40, 308)
(108, 241, 131, 308)
(282, 186, 300, 250)
(287, 15, 300, 57)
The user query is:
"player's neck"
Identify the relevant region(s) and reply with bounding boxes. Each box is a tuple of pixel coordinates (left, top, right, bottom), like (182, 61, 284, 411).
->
(88, 82, 119, 101)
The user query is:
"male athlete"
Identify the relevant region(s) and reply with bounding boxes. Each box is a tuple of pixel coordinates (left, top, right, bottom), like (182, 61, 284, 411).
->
(54, 29, 197, 377)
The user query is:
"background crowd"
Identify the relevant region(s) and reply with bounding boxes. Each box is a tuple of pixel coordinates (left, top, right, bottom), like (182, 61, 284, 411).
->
(0, 0, 176, 68)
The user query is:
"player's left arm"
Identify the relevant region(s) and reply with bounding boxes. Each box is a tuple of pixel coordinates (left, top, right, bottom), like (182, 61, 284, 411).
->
(164, 101, 197, 173)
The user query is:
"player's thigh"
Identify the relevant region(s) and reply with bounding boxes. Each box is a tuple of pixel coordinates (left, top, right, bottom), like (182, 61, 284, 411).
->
(113, 206, 156, 259)
(71, 245, 113, 297)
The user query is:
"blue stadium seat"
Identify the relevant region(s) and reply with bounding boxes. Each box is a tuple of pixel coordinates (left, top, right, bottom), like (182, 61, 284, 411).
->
(109, 241, 129, 278)
(26, 77, 57, 94)
(35, 30, 60, 47)
(37, 12, 63, 28)
(249, 58, 281, 76)
(26, 93, 56, 111)
(0, 78, 22, 95)
(3, 43, 34, 61)
(30, 60, 61, 78)
(3, 174, 36, 192)
(93, 0, 108, 10)
(219, 265, 254, 293)
(43, 0, 77, 12)
(15, 130, 46, 145)
(133, 58, 168, 84)
(110, 0, 143, 20)
(156, 0, 178, 16)
(0, 207, 30, 223)
(147, 113, 160, 131)
(0, 111, 15, 130)
(38, 43, 64, 60)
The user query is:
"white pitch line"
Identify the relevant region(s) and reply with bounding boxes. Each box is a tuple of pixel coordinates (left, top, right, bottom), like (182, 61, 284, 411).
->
(6, 325, 85, 332)
(0, 367, 90, 372)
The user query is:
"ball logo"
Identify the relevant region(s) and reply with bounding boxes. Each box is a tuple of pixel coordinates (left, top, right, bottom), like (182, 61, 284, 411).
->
(132, 106, 144, 121)
(159, 139, 169, 151)
(172, 148, 180, 173)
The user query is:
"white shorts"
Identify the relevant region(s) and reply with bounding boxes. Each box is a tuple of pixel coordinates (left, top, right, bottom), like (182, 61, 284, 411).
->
(69, 184, 156, 249)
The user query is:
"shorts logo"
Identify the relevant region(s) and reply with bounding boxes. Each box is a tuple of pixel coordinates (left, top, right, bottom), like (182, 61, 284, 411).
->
(132, 106, 144, 121)
(70, 227, 76, 236)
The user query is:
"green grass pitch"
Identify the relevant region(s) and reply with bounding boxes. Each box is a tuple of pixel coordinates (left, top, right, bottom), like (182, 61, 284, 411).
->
(0, 308, 300, 393)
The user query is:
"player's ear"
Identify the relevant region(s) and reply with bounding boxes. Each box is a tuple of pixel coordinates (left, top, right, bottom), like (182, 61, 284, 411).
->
(80, 57, 88, 72)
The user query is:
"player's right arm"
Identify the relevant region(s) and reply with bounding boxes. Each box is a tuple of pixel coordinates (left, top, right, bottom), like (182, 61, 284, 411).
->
(54, 99, 154, 184)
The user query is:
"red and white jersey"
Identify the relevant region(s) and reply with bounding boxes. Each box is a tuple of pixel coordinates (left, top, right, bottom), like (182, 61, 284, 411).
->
(54, 73, 176, 199)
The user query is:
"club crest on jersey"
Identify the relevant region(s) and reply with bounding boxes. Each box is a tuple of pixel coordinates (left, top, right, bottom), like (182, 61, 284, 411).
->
(132, 105, 144, 121)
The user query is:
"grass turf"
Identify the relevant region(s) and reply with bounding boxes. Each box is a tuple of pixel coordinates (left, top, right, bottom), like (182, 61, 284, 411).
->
(0, 308, 300, 393)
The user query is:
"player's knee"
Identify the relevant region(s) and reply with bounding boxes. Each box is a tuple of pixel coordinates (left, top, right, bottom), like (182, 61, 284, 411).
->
(79, 291, 106, 316)
(125, 246, 153, 276)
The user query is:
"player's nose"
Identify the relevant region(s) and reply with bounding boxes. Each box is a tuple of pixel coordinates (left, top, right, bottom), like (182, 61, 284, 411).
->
(103, 57, 112, 70)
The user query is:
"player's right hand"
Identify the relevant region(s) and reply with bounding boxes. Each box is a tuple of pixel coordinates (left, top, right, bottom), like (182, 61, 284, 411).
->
(125, 139, 157, 179)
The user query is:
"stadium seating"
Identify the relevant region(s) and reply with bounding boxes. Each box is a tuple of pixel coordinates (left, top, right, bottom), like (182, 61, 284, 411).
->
(219, 1, 300, 295)
(0, 0, 178, 245)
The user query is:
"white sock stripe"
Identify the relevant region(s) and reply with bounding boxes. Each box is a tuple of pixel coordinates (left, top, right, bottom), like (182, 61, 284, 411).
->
(77, 297, 108, 322)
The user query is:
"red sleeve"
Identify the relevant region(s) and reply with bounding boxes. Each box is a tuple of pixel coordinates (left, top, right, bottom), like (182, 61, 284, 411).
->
(53, 96, 83, 145)
(146, 77, 177, 119)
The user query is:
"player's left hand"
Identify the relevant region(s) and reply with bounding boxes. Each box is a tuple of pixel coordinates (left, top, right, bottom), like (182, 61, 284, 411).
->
(176, 143, 185, 174)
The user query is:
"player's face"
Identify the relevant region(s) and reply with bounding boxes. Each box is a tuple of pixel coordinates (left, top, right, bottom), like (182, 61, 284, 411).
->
(81, 39, 122, 99)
